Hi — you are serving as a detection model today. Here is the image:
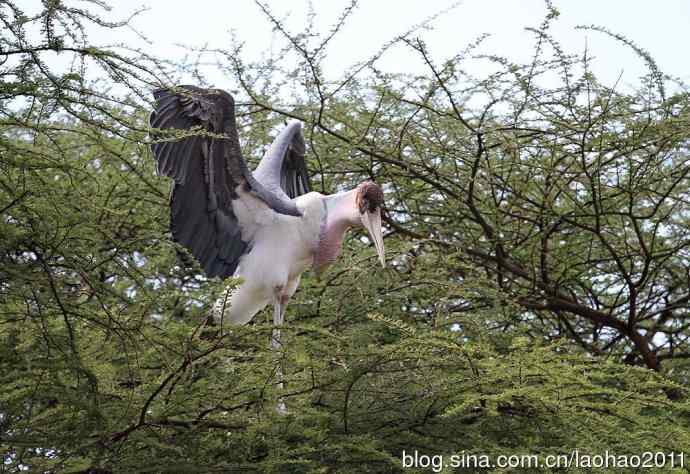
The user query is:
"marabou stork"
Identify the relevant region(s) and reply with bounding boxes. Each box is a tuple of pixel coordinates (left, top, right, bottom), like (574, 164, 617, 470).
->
(149, 85, 385, 359)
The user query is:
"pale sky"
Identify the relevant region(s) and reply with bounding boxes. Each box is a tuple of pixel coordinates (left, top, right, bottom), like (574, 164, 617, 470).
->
(22, 0, 690, 91)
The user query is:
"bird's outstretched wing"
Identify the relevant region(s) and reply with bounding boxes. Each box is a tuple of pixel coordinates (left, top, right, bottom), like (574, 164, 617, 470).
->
(149, 85, 302, 278)
(253, 120, 311, 200)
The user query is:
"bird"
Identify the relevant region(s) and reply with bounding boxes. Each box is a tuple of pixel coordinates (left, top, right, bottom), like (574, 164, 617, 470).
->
(149, 85, 385, 360)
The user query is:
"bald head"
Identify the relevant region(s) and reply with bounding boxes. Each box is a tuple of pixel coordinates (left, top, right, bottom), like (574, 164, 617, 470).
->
(356, 181, 384, 214)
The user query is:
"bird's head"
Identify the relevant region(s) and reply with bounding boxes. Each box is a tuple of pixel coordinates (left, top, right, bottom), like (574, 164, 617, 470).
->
(355, 181, 385, 267)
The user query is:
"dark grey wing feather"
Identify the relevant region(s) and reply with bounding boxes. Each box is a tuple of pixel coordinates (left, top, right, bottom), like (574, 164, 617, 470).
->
(150, 85, 298, 278)
(280, 131, 310, 198)
(253, 120, 311, 200)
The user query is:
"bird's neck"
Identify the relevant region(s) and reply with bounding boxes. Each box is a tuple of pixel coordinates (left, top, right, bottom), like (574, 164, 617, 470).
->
(313, 190, 359, 274)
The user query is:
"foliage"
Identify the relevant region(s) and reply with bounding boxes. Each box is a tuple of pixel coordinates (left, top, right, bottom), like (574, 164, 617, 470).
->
(1, 1, 689, 472)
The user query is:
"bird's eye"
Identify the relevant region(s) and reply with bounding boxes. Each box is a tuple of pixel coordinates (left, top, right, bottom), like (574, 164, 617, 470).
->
(360, 199, 379, 214)
(359, 198, 371, 214)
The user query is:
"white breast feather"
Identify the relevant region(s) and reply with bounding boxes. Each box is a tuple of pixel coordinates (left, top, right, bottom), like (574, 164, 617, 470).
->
(214, 191, 326, 325)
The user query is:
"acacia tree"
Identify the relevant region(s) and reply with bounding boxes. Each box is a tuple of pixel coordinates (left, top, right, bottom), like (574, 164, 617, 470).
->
(221, 2, 690, 374)
(2, 1, 690, 472)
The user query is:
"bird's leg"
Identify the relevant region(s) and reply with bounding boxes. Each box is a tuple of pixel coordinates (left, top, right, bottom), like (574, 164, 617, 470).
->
(272, 294, 285, 351)
(272, 288, 288, 414)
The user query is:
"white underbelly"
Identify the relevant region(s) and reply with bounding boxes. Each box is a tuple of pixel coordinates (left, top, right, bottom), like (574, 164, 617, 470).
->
(215, 191, 325, 326)
(239, 226, 313, 287)
(215, 222, 314, 325)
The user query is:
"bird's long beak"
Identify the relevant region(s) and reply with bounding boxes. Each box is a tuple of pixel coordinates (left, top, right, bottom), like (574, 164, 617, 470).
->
(361, 208, 385, 267)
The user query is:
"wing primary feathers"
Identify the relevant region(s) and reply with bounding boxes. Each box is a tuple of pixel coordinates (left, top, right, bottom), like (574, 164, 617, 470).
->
(149, 87, 246, 277)
(150, 86, 305, 278)
(253, 120, 311, 200)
